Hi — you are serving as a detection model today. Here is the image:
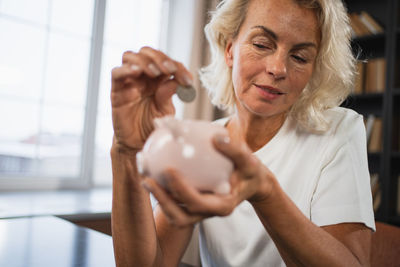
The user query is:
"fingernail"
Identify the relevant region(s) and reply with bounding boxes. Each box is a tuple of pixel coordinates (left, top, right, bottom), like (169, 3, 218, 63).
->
(183, 74, 193, 86)
(162, 60, 177, 73)
(141, 181, 152, 192)
(131, 64, 140, 71)
(161, 172, 172, 183)
(148, 63, 161, 76)
(215, 134, 230, 144)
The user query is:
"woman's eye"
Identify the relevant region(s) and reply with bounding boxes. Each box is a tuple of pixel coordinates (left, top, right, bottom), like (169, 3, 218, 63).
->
(292, 55, 307, 63)
(253, 43, 271, 49)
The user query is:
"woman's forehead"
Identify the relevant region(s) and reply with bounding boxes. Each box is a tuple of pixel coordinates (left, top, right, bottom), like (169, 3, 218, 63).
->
(241, 0, 320, 43)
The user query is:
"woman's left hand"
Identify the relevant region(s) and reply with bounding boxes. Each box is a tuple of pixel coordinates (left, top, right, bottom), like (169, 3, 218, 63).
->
(141, 134, 277, 227)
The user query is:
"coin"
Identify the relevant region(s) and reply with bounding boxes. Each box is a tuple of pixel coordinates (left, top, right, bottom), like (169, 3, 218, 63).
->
(176, 85, 196, 102)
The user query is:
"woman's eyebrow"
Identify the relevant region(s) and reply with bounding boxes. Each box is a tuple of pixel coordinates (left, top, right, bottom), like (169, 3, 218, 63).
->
(252, 25, 278, 40)
(292, 42, 317, 51)
(251, 25, 317, 50)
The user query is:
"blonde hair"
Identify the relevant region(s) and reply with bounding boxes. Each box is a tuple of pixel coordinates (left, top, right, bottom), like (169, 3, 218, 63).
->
(200, 0, 356, 133)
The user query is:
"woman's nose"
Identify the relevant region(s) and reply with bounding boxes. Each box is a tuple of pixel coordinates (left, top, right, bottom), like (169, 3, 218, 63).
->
(265, 51, 287, 80)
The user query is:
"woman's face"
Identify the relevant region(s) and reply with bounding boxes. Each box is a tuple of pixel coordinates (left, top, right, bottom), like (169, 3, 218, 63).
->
(225, 0, 320, 120)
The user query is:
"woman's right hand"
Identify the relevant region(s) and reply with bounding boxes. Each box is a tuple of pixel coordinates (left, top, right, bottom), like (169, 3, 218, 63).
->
(111, 47, 193, 152)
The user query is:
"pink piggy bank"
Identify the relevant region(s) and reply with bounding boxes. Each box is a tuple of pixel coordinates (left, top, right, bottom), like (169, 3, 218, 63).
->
(136, 116, 233, 194)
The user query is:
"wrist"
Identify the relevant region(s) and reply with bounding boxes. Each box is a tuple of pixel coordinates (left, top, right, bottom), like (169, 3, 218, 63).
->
(110, 141, 145, 186)
(111, 137, 142, 156)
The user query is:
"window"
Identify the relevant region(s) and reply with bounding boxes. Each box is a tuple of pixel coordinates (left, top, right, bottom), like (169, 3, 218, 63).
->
(94, 0, 165, 185)
(0, 0, 166, 189)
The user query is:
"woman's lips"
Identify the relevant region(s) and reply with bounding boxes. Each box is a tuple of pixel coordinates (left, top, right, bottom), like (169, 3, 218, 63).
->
(254, 84, 286, 100)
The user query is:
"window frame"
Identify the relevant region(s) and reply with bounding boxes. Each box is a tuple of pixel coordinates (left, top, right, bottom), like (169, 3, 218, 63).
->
(0, 0, 105, 191)
(0, 0, 175, 191)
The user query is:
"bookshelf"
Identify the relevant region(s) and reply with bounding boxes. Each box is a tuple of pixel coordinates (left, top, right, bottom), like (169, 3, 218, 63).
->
(342, 0, 400, 226)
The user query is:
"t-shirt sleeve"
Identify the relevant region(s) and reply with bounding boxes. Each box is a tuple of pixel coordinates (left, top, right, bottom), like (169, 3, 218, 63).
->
(310, 115, 376, 231)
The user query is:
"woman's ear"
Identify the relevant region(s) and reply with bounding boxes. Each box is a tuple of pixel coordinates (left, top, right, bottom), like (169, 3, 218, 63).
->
(224, 40, 234, 67)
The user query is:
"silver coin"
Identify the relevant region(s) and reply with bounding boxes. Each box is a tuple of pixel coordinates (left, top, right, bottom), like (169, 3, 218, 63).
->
(176, 85, 196, 102)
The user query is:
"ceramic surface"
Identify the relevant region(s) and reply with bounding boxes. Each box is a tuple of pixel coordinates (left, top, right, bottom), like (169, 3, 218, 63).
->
(137, 116, 233, 194)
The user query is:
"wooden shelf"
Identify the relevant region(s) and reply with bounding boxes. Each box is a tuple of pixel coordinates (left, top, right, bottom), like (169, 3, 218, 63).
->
(351, 34, 386, 59)
(392, 153, 400, 173)
(351, 92, 384, 98)
(368, 152, 381, 174)
(388, 216, 400, 227)
(345, 0, 399, 225)
(342, 93, 383, 116)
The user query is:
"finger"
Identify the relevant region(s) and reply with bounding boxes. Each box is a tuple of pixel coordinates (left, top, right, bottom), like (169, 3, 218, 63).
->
(112, 58, 177, 111)
(228, 172, 252, 201)
(164, 169, 237, 216)
(155, 78, 179, 111)
(144, 178, 206, 227)
(139, 47, 177, 75)
(111, 65, 143, 84)
(118, 52, 175, 97)
(139, 47, 194, 87)
(213, 135, 258, 179)
(142, 178, 193, 226)
(121, 48, 194, 105)
(122, 50, 163, 78)
(162, 169, 200, 203)
(154, 205, 204, 229)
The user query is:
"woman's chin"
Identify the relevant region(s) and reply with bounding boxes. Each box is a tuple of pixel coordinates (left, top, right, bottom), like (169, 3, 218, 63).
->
(239, 101, 284, 119)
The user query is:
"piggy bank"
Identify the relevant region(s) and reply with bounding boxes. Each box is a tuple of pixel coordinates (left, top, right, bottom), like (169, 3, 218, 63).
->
(136, 116, 233, 194)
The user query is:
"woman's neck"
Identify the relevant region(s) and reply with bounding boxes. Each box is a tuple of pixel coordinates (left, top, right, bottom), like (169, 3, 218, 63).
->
(227, 111, 286, 152)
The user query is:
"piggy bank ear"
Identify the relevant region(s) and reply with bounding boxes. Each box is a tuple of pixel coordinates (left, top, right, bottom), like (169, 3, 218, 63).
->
(136, 152, 149, 176)
(153, 115, 176, 129)
(214, 181, 231, 194)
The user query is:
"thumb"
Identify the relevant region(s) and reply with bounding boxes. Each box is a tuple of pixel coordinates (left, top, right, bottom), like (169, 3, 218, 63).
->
(155, 79, 178, 110)
(213, 134, 256, 176)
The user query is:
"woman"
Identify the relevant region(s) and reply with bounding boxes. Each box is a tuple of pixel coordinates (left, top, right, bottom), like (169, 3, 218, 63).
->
(111, 0, 375, 266)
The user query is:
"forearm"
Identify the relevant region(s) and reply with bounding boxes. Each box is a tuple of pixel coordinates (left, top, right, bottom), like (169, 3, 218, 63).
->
(251, 180, 363, 267)
(111, 145, 162, 267)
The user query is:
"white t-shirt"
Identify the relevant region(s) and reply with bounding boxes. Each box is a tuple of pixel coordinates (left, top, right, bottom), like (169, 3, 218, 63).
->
(193, 107, 375, 267)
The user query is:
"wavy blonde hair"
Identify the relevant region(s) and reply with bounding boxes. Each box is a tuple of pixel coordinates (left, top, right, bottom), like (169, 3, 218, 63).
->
(200, 0, 356, 133)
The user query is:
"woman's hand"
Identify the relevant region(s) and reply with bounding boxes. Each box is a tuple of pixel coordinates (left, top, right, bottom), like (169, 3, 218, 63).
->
(111, 47, 193, 152)
(141, 135, 277, 227)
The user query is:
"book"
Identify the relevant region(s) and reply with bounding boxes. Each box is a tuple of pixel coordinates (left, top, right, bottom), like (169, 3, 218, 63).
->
(354, 61, 365, 94)
(370, 173, 380, 197)
(370, 173, 381, 212)
(364, 58, 386, 93)
(368, 118, 383, 152)
(349, 13, 372, 37)
(349, 12, 384, 38)
(365, 114, 376, 141)
(373, 185, 381, 212)
(359, 11, 384, 34)
(349, 13, 362, 37)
